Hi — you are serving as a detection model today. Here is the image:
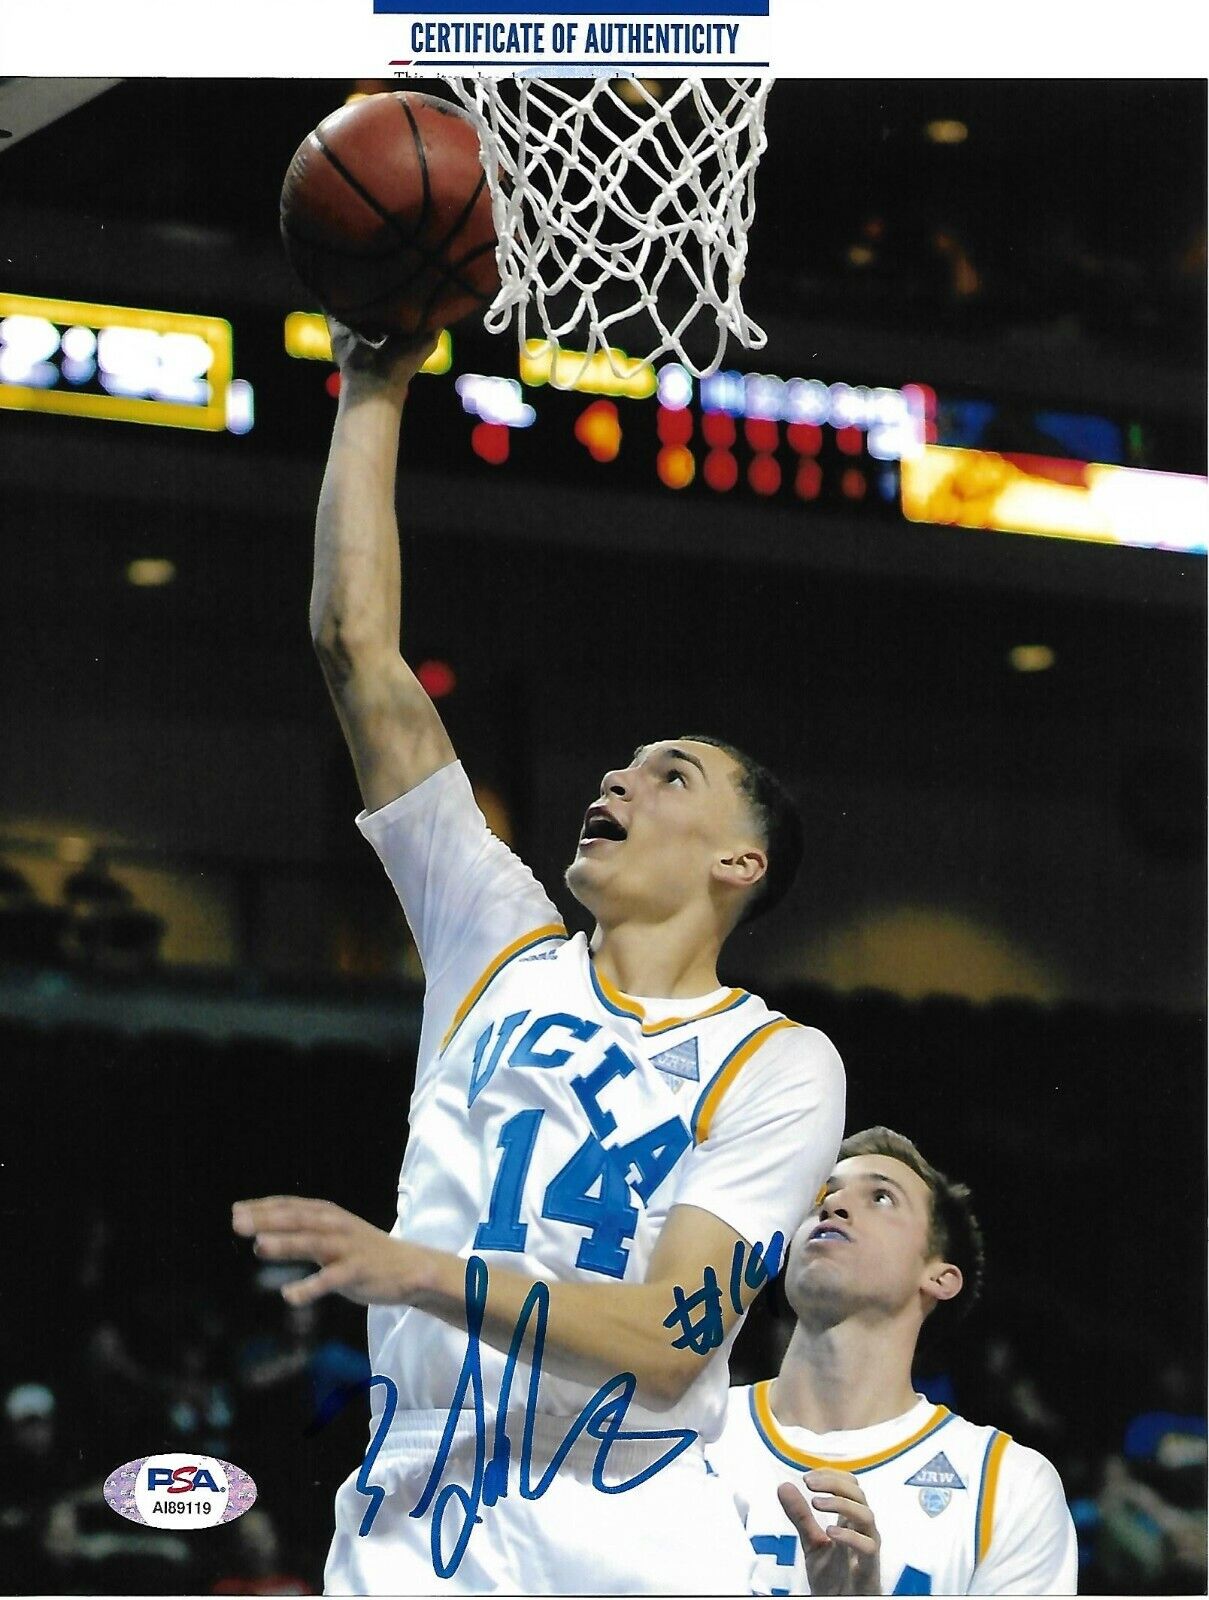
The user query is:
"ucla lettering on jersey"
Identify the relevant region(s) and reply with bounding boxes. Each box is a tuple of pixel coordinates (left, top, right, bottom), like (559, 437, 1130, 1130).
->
(365, 925, 810, 1437)
(706, 1384, 1015, 1596)
(436, 931, 788, 1283)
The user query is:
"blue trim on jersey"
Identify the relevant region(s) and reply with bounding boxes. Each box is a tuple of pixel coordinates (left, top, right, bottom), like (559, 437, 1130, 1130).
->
(973, 1430, 1005, 1571)
(747, 1385, 958, 1476)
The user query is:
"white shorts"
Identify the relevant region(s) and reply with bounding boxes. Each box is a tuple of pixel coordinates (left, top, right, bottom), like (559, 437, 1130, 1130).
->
(323, 1407, 757, 1595)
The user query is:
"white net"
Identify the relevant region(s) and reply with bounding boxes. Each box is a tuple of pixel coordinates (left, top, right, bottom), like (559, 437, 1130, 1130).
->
(446, 76, 773, 384)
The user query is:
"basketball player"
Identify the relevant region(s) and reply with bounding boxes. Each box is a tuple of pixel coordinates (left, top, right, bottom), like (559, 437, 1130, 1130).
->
(706, 1127, 1078, 1595)
(232, 325, 845, 1594)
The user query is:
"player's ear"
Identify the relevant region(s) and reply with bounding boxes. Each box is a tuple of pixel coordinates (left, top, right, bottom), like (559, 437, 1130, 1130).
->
(921, 1261, 963, 1306)
(713, 846, 767, 893)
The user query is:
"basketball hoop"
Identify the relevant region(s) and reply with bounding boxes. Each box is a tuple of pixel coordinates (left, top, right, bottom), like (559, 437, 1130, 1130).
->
(444, 76, 773, 385)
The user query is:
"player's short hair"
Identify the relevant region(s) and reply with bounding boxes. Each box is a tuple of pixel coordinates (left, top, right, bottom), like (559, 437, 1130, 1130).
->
(838, 1126, 986, 1336)
(678, 735, 803, 924)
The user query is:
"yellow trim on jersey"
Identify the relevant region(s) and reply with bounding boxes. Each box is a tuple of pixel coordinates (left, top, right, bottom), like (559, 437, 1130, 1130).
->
(438, 923, 567, 1053)
(751, 1381, 954, 1472)
(692, 1018, 798, 1143)
(976, 1429, 1012, 1563)
(590, 965, 749, 1036)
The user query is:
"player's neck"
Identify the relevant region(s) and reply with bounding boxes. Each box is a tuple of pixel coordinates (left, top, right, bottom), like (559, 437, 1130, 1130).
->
(771, 1319, 921, 1435)
(589, 922, 722, 1000)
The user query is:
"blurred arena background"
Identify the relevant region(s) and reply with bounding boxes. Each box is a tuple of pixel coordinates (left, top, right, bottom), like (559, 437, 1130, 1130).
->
(0, 77, 1204, 1594)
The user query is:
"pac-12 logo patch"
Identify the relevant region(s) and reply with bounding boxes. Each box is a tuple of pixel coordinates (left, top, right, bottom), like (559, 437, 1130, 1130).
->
(103, 1453, 257, 1528)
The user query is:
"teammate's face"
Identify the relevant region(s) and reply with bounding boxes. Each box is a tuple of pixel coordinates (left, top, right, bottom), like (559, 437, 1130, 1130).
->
(564, 738, 765, 928)
(783, 1154, 956, 1324)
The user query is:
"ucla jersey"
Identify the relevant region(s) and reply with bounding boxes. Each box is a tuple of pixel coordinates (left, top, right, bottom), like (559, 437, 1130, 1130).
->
(374, 927, 817, 1439)
(356, 762, 845, 1449)
(707, 1384, 1077, 1595)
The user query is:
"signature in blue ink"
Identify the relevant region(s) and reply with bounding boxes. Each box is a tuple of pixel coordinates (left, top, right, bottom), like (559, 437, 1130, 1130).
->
(662, 1232, 785, 1355)
(355, 1256, 698, 1579)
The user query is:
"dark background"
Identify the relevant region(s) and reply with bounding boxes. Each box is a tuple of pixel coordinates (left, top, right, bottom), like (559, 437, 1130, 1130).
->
(0, 77, 1205, 1595)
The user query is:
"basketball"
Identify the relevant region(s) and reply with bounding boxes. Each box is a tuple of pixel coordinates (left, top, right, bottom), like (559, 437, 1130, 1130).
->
(279, 91, 499, 341)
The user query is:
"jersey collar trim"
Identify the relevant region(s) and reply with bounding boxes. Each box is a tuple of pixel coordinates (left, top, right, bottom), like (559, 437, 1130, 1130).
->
(750, 1381, 954, 1474)
(588, 963, 749, 1037)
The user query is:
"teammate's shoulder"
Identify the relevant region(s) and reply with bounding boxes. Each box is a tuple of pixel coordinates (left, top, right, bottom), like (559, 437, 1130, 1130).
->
(996, 1435, 1068, 1497)
(943, 1411, 1066, 1496)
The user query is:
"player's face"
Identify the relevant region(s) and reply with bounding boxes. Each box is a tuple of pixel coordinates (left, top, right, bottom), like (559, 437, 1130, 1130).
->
(784, 1154, 941, 1323)
(564, 738, 759, 928)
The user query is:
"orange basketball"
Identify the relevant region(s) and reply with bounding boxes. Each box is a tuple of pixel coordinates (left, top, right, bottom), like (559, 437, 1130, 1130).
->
(280, 91, 499, 340)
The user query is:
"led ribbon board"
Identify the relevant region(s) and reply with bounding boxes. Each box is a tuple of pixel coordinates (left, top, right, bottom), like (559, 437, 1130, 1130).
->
(0, 293, 233, 431)
(901, 445, 1208, 555)
(520, 341, 655, 400)
(284, 312, 451, 374)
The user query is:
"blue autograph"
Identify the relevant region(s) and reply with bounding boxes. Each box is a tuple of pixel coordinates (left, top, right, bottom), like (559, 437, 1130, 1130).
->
(663, 1233, 786, 1355)
(355, 1256, 698, 1579)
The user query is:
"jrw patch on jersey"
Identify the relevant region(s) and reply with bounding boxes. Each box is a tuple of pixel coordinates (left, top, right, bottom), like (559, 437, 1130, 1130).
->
(906, 1451, 965, 1516)
(650, 1036, 701, 1092)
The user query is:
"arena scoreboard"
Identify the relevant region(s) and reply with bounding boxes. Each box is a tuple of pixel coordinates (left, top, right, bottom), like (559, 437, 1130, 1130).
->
(2, 287, 1203, 556)
(0, 292, 247, 432)
(901, 447, 1207, 556)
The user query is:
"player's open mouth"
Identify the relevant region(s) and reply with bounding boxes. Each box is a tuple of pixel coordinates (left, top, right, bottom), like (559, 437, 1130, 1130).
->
(579, 806, 628, 846)
(808, 1225, 851, 1244)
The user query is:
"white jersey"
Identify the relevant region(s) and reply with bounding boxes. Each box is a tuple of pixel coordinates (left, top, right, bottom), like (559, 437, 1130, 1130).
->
(356, 762, 846, 1446)
(706, 1384, 1078, 1596)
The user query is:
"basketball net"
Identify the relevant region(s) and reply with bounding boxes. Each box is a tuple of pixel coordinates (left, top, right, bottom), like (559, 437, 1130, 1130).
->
(445, 76, 773, 386)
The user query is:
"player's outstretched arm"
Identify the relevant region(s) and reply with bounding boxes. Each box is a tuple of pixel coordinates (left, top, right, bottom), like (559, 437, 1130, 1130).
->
(310, 320, 456, 814)
(777, 1470, 882, 1596)
(231, 1198, 757, 1409)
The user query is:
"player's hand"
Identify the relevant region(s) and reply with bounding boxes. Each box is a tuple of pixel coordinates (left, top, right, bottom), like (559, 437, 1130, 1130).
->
(232, 1196, 415, 1307)
(326, 314, 438, 391)
(777, 1469, 881, 1596)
